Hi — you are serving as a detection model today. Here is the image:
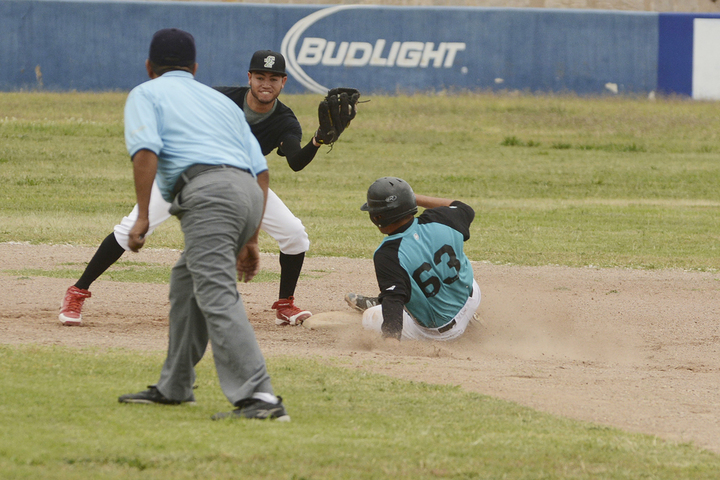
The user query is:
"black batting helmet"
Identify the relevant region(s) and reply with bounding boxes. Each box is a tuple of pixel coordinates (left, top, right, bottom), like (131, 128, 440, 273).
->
(361, 177, 418, 228)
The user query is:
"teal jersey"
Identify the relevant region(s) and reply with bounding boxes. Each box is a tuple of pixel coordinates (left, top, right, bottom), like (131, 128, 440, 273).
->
(373, 202, 475, 329)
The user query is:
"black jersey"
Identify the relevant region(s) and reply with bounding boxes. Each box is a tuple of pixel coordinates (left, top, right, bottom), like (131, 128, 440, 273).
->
(214, 86, 303, 157)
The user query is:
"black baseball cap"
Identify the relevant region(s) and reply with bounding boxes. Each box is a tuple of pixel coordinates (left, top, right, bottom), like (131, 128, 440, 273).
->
(248, 50, 286, 76)
(149, 28, 196, 67)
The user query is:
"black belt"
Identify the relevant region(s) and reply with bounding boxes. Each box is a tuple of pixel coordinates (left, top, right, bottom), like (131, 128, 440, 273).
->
(172, 164, 251, 197)
(438, 319, 456, 333)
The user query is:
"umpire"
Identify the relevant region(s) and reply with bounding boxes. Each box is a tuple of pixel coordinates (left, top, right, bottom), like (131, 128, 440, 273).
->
(118, 28, 289, 421)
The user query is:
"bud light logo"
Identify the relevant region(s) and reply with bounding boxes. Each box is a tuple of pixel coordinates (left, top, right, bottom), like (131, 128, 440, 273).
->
(281, 5, 467, 93)
(297, 39, 466, 69)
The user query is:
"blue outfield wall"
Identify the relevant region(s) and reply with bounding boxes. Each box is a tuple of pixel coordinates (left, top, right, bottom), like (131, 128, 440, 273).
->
(0, 0, 713, 97)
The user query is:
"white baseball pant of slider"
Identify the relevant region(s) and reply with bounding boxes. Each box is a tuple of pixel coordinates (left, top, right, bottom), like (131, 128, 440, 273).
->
(361, 279, 481, 341)
(113, 180, 310, 255)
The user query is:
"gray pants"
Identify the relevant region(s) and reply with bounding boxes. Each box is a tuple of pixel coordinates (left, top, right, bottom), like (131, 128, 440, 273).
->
(155, 168, 273, 405)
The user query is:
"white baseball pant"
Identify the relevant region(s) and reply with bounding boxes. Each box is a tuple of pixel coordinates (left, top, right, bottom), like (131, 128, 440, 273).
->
(361, 279, 481, 341)
(113, 180, 310, 255)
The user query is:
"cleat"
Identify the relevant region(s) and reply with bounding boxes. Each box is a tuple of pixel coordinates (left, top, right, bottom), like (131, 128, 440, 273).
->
(118, 386, 195, 405)
(212, 396, 290, 421)
(272, 297, 311, 326)
(59, 286, 91, 326)
(344, 293, 379, 312)
(470, 313, 486, 328)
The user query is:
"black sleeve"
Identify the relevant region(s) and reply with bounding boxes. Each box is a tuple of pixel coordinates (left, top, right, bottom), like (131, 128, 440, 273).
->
(280, 135, 320, 172)
(373, 240, 412, 305)
(213, 86, 244, 108)
(418, 201, 475, 241)
(372, 239, 411, 340)
(380, 294, 405, 340)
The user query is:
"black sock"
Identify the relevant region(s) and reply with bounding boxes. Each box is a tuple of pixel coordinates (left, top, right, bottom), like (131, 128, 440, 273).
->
(278, 252, 305, 299)
(75, 232, 126, 290)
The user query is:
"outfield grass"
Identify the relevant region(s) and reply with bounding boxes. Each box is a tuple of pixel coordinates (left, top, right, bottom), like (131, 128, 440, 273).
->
(2, 91, 720, 269)
(2, 346, 719, 480)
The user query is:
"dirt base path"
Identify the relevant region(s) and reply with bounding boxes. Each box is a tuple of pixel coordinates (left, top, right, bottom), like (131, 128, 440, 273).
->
(2, 243, 719, 453)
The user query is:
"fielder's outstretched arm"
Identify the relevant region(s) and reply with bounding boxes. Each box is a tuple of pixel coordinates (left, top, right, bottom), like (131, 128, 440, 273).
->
(280, 137, 320, 172)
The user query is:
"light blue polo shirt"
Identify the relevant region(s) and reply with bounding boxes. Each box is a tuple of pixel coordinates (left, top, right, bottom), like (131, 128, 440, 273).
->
(124, 71, 268, 202)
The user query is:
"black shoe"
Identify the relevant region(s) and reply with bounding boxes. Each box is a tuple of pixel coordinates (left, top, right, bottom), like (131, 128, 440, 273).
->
(345, 293, 379, 312)
(211, 396, 290, 421)
(118, 385, 195, 405)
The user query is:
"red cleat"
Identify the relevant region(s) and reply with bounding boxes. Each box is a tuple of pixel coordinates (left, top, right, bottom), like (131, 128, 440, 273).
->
(271, 297, 311, 326)
(59, 286, 91, 326)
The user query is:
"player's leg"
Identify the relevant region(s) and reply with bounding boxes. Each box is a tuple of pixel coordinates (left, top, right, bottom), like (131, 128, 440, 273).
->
(260, 189, 312, 326)
(444, 279, 482, 339)
(279, 252, 305, 300)
(59, 181, 172, 325)
(178, 170, 286, 419)
(344, 293, 379, 312)
(153, 252, 207, 402)
(119, 252, 201, 405)
(360, 305, 421, 341)
(361, 280, 481, 341)
(75, 234, 126, 291)
(112, 180, 173, 251)
(58, 231, 124, 326)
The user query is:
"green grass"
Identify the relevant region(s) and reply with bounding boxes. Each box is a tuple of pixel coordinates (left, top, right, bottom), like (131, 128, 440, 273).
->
(2, 345, 719, 480)
(3, 92, 720, 269)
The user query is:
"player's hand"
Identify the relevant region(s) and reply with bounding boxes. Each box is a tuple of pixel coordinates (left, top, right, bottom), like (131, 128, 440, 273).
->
(237, 243, 261, 283)
(128, 218, 150, 252)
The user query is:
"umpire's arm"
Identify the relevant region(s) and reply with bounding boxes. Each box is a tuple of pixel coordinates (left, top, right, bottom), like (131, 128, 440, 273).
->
(236, 169, 269, 283)
(128, 149, 158, 252)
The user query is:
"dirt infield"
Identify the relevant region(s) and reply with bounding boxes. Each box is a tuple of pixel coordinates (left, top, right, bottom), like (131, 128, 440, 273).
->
(2, 242, 719, 453)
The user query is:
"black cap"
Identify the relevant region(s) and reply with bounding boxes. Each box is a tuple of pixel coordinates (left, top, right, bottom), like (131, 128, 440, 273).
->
(248, 50, 286, 75)
(149, 28, 196, 67)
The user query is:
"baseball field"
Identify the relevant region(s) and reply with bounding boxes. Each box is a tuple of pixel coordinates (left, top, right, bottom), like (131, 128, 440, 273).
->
(2, 91, 720, 478)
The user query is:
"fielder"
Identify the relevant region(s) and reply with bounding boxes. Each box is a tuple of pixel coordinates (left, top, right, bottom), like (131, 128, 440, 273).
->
(345, 177, 481, 341)
(59, 50, 359, 327)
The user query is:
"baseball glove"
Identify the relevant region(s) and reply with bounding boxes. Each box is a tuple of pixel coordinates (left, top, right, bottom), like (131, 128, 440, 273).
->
(315, 87, 360, 145)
